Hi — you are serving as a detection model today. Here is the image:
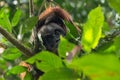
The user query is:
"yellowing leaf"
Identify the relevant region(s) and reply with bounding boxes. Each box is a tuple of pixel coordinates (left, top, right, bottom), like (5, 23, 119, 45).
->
(84, 29, 93, 43)
(81, 6, 104, 52)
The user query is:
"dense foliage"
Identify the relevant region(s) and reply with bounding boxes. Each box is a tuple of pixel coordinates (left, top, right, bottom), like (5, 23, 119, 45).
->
(0, 0, 120, 80)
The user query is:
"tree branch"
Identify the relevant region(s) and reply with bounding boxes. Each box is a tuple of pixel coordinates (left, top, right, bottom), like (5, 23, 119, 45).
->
(0, 26, 33, 57)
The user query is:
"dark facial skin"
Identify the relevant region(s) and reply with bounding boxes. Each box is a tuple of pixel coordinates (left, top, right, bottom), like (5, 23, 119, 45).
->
(37, 23, 66, 53)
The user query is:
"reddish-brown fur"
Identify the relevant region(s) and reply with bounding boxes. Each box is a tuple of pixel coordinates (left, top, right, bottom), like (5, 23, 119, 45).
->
(39, 6, 72, 22)
(38, 6, 81, 32)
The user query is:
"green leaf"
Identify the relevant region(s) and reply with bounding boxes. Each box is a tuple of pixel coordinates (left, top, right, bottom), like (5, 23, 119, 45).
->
(35, 51, 64, 72)
(58, 37, 75, 58)
(0, 12, 12, 32)
(0, 77, 4, 80)
(24, 72, 33, 80)
(11, 9, 22, 27)
(39, 68, 80, 80)
(23, 16, 38, 33)
(81, 6, 104, 52)
(25, 51, 43, 64)
(96, 36, 120, 56)
(8, 66, 27, 74)
(102, 22, 110, 34)
(2, 48, 22, 60)
(65, 21, 79, 38)
(0, 58, 7, 70)
(68, 54, 120, 80)
(26, 51, 64, 72)
(25, 55, 37, 64)
(25, 54, 38, 64)
(0, 7, 5, 18)
(95, 41, 115, 54)
(107, 0, 120, 14)
(114, 36, 120, 56)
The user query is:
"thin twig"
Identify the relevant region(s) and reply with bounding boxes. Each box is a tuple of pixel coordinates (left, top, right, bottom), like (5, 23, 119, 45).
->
(103, 30, 120, 41)
(29, 0, 34, 17)
(0, 26, 33, 57)
(66, 45, 82, 62)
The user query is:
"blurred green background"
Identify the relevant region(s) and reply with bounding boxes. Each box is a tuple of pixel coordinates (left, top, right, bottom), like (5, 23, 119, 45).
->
(0, 0, 120, 80)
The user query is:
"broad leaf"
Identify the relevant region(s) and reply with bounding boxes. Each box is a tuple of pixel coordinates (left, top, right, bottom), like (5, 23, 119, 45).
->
(26, 51, 64, 72)
(95, 41, 115, 54)
(8, 66, 27, 74)
(35, 51, 64, 72)
(96, 36, 120, 55)
(39, 68, 80, 80)
(2, 48, 22, 60)
(11, 9, 22, 27)
(107, 0, 120, 14)
(65, 21, 80, 38)
(25, 54, 39, 64)
(24, 72, 33, 80)
(0, 77, 4, 80)
(0, 57, 7, 70)
(25, 54, 38, 64)
(68, 54, 120, 80)
(0, 11, 12, 32)
(0, 7, 5, 18)
(102, 22, 110, 34)
(24, 16, 38, 31)
(114, 36, 120, 56)
(58, 37, 75, 58)
(81, 6, 104, 52)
